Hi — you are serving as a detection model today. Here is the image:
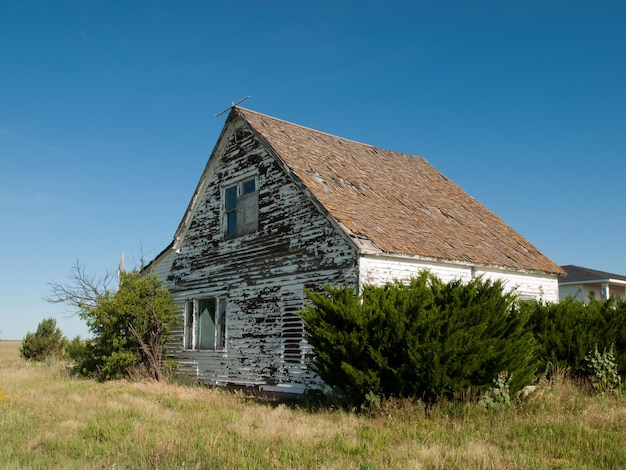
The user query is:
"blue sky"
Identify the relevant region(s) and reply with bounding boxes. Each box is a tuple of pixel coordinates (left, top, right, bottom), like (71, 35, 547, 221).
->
(1, 1, 625, 340)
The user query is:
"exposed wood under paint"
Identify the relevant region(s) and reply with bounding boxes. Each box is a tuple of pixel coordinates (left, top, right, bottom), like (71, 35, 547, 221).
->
(154, 123, 358, 391)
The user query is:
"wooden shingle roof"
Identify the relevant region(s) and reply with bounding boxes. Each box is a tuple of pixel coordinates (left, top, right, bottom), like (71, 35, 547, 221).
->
(235, 107, 564, 275)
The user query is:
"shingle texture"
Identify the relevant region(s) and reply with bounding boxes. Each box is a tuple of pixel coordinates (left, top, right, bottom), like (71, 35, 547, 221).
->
(560, 265, 626, 283)
(235, 107, 563, 275)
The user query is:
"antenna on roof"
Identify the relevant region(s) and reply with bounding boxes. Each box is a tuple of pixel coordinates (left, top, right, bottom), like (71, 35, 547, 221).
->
(214, 95, 251, 117)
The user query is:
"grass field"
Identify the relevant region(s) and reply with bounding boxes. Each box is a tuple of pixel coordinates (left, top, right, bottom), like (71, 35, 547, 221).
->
(1, 339, 625, 469)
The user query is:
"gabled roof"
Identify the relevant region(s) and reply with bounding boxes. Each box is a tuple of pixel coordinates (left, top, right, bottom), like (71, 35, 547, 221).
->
(559, 265, 626, 284)
(235, 107, 564, 275)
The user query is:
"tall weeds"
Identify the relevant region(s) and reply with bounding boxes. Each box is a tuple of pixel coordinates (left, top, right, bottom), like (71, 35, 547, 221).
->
(1, 340, 625, 469)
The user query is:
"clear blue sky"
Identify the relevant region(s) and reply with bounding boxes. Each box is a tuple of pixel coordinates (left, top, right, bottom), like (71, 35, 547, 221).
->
(2, 1, 625, 340)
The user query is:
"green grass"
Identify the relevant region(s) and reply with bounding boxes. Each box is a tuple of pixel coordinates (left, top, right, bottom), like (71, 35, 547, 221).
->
(1, 339, 625, 469)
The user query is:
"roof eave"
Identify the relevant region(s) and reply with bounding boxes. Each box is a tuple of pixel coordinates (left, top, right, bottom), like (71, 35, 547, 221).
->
(560, 278, 626, 286)
(358, 248, 563, 277)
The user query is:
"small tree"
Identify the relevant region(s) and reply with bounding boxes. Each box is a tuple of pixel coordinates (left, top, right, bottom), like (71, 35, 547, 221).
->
(79, 271, 178, 380)
(47, 262, 178, 381)
(20, 317, 67, 361)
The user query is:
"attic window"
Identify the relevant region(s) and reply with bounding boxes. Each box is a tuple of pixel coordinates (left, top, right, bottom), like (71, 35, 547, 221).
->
(224, 177, 258, 237)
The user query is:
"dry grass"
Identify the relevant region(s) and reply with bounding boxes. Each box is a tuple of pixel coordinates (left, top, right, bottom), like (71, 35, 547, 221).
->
(1, 340, 625, 469)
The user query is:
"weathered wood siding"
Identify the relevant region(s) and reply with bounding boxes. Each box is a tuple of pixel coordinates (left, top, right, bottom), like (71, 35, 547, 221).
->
(359, 254, 559, 302)
(159, 122, 358, 392)
(149, 248, 176, 282)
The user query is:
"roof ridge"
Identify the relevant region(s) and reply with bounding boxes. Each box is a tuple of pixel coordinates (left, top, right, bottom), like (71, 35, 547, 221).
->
(234, 106, 416, 158)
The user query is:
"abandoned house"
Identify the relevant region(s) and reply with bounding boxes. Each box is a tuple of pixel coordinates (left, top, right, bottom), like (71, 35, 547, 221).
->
(145, 106, 564, 393)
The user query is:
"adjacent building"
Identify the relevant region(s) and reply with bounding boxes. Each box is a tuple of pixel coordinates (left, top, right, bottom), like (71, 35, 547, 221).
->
(559, 265, 626, 303)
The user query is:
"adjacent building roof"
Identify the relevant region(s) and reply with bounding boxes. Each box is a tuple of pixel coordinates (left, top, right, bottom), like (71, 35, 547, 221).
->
(235, 107, 563, 275)
(559, 265, 626, 284)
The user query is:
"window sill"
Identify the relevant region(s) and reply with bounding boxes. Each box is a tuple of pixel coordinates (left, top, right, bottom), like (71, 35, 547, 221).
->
(183, 348, 227, 353)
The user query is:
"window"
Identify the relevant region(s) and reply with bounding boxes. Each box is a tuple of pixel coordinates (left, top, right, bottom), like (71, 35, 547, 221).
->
(224, 177, 258, 237)
(184, 297, 227, 350)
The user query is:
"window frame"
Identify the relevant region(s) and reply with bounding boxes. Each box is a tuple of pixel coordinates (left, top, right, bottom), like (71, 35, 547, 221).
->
(223, 176, 258, 238)
(183, 297, 227, 351)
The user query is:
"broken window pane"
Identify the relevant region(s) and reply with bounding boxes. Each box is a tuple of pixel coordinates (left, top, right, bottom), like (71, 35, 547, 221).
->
(216, 298, 227, 350)
(242, 178, 256, 195)
(184, 301, 194, 349)
(197, 298, 216, 350)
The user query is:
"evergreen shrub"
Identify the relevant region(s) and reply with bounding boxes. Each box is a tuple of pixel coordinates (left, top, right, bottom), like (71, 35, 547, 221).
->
(301, 272, 536, 404)
(20, 317, 67, 361)
(64, 336, 88, 364)
(523, 297, 626, 376)
(597, 298, 626, 376)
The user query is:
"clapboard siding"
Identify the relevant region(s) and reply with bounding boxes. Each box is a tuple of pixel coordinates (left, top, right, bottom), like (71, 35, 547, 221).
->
(475, 266, 559, 301)
(359, 254, 559, 302)
(149, 248, 176, 282)
(160, 122, 358, 391)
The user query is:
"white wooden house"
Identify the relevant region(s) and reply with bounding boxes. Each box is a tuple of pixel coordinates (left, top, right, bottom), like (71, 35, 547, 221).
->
(145, 107, 564, 393)
(559, 265, 626, 303)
